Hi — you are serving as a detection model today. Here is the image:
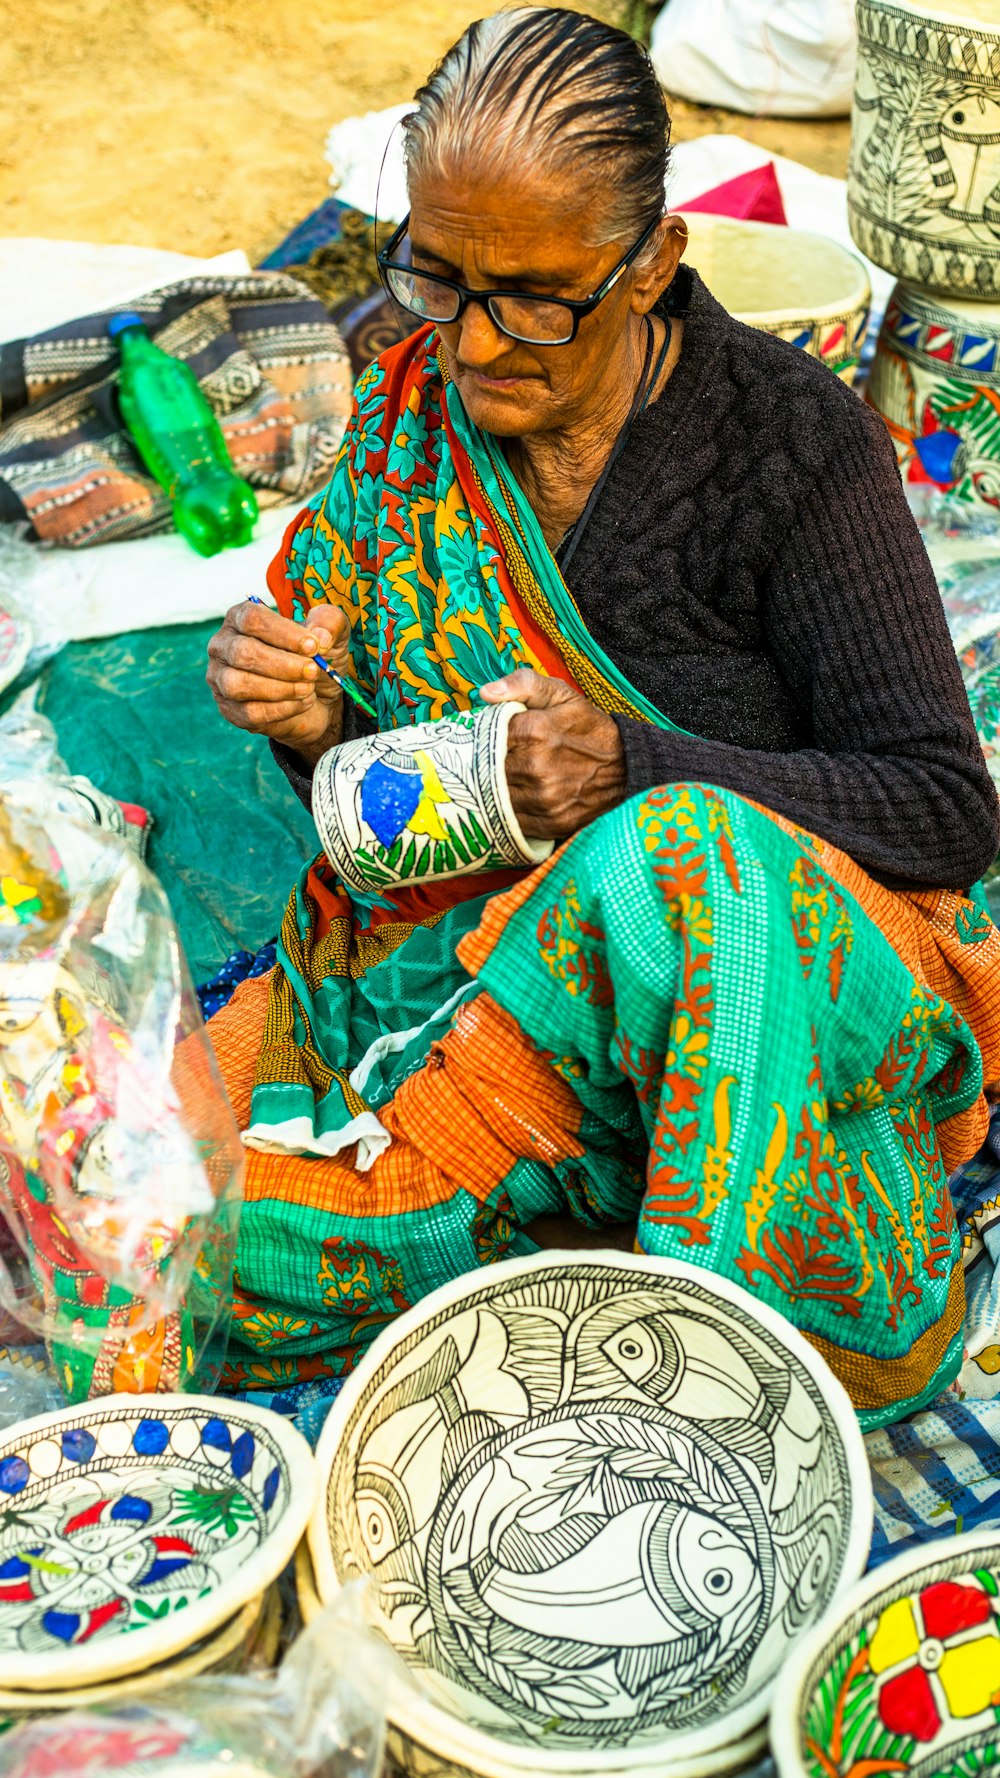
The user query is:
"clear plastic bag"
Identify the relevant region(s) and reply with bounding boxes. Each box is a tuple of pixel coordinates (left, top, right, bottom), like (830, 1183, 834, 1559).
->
(0, 526, 72, 691)
(0, 1588, 388, 1778)
(0, 699, 242, 1400)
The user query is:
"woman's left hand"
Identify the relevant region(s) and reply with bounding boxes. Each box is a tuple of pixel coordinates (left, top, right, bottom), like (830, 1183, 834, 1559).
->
(480, 669, 627, 839)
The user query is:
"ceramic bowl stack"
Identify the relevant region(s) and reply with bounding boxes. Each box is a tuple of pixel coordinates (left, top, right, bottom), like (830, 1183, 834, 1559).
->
(0, 1394, 315, 1718)
(772, 1530, 1000, 1778)
(679, 213, 872, 384)
(309, 1250, 872, 1778)
(850, 0, 1000, 505)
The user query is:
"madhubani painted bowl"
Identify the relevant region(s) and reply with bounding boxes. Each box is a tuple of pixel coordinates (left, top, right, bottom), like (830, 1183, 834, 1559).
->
(310, 1251, 871, 1778)
(312, 701, 552, 895)
(848, 0, 1000, 299)
(772, 1532, 1000, 1778)
(867, 281, 1000, 509)
(680, 214, 871, 384)
(0, 1394, 315, 1690)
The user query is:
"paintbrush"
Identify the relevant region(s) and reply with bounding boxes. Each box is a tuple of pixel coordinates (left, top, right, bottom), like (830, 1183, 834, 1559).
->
(247, 595, 377, 719)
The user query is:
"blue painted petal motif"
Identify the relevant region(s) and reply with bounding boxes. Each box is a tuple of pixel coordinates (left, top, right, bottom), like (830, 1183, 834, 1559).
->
(200, 1417, 233, 1452)
(230, 1431, 255, 1479)
(133, 1419, 170, 1457)
(0, 1456, 29, 1494)
(360, 759, 422, 848)
(262, 1466, 280, 1513)
(915, 427, 963, 484)
(61, 1428, 96, 1464)
(137, 1554, 191, 1588)
(42, 1609, 79, 1643)
(111, 1494, 153, 1523)
(0, 1555, 29, 1578)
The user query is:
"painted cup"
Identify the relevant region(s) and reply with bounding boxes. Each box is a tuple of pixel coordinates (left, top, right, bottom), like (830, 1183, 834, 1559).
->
(867, 279, 1000, 508)
(311, 701, 553, 896)
(848, 0, 1000, 298)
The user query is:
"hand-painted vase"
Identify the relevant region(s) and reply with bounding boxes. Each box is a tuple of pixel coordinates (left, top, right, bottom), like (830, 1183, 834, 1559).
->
(681, 214, 871, 384)
(848, 0, 1000, 298)
(311, 702, 553, 896)
(867, 280, 1000, 508)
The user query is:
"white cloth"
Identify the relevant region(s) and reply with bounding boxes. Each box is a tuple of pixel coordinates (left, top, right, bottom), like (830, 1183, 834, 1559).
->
(0, 239, 250, 345)
(650, 0, 856, 119)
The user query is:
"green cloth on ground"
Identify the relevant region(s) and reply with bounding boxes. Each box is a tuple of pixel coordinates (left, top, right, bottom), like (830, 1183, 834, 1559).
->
(33, 622, 315, 982)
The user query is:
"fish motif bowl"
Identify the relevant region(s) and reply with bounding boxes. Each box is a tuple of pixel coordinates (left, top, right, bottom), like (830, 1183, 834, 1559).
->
(680, 214, 871, 384)
(310, 1251, 871, 1778)
(312, 701, 552, 895)
(0, 1394, 316, 1690)
(772, 1532, 1000, 1778)
(867, 281, 1000, 509)
(848, 0, 1000, 298)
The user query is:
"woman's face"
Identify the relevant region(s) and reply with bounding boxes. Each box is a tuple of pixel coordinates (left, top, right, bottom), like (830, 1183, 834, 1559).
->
(407, 165, 683, 439)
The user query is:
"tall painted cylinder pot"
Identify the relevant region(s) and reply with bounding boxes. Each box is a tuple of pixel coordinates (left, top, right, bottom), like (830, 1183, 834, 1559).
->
(848, 0, 1000, 298)
(867, 279, 1000, 507)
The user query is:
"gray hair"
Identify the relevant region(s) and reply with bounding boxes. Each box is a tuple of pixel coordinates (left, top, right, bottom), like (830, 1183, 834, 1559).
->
(403, 7, 671, 252)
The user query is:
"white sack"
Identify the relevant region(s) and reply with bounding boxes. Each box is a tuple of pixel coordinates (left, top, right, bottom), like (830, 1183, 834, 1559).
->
(650, 0, 856, 119)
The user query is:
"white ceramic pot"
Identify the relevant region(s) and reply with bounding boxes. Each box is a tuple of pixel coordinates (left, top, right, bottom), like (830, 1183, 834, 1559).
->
(848, 0, 1000, 298)
(679, 214, 871, 384)
(310, 1250, 872, 1778)
(772, 1530, 1000, 1778)
(867, 278, 1000, 506)
(312, 701, 552, 896)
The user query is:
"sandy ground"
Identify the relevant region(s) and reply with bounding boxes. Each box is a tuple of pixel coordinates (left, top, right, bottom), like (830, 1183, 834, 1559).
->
(1, 0, 849, 264)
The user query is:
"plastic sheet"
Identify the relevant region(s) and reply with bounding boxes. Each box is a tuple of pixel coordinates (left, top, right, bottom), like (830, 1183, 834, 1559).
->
(0, 700, 242, 1400)
(0, 1589, 388, 1778)
(0, 528, 71, 692)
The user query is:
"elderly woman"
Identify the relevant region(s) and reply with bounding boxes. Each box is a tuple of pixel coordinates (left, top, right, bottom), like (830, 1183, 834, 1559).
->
(206, 8, 999, 1428)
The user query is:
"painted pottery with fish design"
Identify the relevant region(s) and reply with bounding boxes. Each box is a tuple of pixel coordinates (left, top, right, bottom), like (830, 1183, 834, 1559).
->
(311, 701, 552, 894)
(311, 1251, 870, 1778)
(0, 1395, 315, 1690)
(772, 1532, 1000, 1778)
(848, 0, 1000, 298)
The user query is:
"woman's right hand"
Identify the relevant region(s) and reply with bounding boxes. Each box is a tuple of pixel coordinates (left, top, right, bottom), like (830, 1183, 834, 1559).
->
(207, 599, 353, 765)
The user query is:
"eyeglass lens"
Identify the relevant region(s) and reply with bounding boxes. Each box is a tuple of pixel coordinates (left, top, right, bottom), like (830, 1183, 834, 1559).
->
(384, 267, 575, 345)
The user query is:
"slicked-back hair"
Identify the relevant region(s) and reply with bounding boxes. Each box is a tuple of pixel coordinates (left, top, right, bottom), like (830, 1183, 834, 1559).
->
(403, 7, 671, 251)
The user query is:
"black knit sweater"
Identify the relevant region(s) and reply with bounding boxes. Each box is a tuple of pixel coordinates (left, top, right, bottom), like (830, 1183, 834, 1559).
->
(275, 267, 1000, 891)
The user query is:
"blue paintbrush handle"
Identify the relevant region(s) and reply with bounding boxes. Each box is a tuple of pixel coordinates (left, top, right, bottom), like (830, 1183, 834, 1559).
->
(246, 595, 377, 719)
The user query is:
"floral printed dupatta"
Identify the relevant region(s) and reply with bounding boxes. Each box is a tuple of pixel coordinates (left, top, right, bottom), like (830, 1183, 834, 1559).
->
(245, 325, 683, 1163)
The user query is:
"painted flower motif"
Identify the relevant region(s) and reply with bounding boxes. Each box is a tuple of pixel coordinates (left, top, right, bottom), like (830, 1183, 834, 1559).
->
(387, 401, 429, 483)
(286, 521, 333, 589)
(869, 1577, 1000, 1741)
(354, 362, 384, 405)
(354, 471, 386, 551)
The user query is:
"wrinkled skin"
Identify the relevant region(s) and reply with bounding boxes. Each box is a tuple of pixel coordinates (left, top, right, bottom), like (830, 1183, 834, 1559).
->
(207, 163, 687, 831)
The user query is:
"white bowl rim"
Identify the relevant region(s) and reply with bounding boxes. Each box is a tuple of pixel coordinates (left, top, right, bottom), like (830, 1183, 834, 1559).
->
(0, 1392, 316, 1690)
(311, 1247, 873, 1774)
(389, 1713, 771, 1778)
(769, 1527, 1000, 1778)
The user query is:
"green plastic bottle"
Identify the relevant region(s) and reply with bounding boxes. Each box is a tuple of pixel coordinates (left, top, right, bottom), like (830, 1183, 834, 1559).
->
(108, 311, 258, 556)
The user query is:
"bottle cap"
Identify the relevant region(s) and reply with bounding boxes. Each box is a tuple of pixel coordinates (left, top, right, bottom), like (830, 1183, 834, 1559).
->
(107, 311, 147, 339)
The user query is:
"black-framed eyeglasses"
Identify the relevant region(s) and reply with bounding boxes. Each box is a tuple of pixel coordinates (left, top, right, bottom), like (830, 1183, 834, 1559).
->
(376, 212, 662, 347)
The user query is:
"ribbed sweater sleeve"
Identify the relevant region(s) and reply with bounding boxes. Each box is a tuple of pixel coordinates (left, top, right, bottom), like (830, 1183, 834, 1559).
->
(610, 398, 999, 890)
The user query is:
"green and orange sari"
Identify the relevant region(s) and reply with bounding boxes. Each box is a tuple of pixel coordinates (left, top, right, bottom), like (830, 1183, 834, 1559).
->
(208, 324, 1000, 1431)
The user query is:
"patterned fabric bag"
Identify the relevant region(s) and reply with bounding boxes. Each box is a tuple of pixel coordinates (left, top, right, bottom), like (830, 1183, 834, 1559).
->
(0, 273, 352, 547)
